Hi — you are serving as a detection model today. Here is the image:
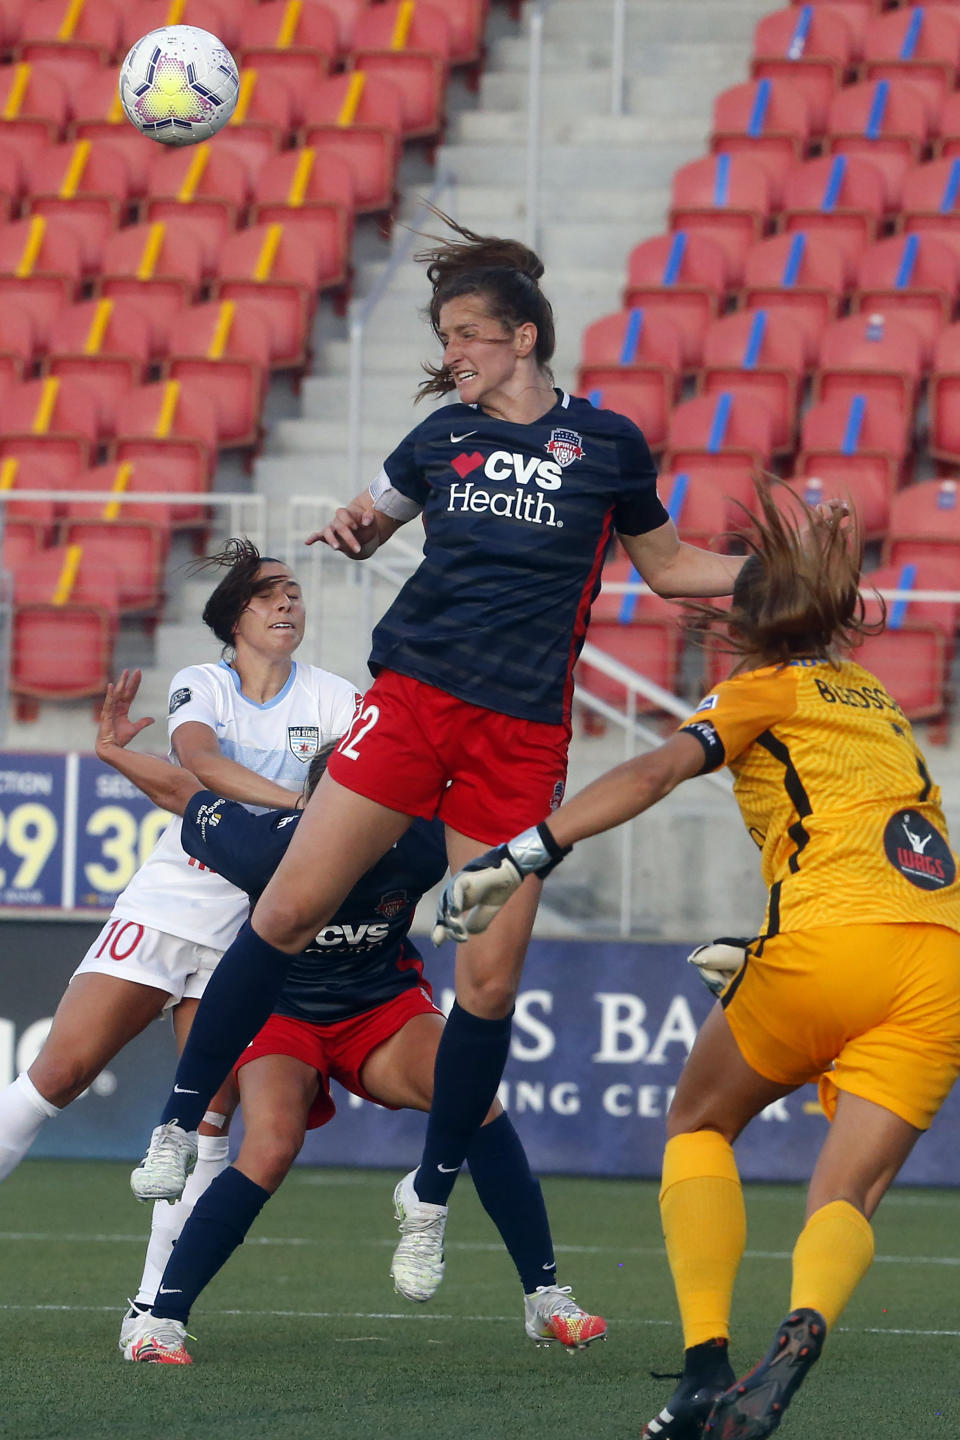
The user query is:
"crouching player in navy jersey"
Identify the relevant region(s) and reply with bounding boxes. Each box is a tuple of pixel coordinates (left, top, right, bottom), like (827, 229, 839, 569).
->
(97, 672, 606, 1365)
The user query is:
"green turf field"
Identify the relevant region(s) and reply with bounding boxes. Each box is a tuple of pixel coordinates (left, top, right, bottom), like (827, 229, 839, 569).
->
(2, 1161, 959, 1440)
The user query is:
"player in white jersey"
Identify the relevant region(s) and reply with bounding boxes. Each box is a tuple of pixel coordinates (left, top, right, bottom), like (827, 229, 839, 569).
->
(0, 540, 360, 1352)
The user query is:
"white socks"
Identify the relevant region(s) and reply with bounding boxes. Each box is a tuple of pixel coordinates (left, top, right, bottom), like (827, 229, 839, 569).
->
(0, 1072, 60, 1183)
(134, 1132, 231, 1307)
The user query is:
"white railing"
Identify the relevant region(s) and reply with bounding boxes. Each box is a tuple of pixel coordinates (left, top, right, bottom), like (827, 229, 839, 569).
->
(523, 0, 632, 248)
(346, 174, 457, 495)
(0, 491, 265, 545)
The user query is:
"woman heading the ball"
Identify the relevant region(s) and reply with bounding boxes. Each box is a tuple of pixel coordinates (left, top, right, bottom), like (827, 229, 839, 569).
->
(132, 214, 746, 1302)
(433, 483, 960, 1440)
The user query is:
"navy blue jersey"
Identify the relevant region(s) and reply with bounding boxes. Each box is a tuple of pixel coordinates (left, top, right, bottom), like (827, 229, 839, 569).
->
(182, 793, 447, 1024)
(369, 391, 667, 725)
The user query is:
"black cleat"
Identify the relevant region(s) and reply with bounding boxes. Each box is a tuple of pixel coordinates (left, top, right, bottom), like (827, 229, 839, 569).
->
(643, 1371, 734, 1440)
(704, 1308, 826, 1440)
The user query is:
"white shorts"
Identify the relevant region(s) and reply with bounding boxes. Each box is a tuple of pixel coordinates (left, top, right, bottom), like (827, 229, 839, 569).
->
(71, 916, 223, 1010)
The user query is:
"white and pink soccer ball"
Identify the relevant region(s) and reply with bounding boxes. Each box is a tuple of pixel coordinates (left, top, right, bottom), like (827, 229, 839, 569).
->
(118, 25, 240, 146)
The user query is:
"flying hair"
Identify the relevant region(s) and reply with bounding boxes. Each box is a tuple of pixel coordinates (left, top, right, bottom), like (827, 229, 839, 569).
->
(413, 205, 555, 400)
(193, 537, 291, 650)
(684, 478, 885, 669)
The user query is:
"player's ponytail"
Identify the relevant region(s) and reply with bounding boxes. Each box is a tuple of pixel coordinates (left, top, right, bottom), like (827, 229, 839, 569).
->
(196, 538, 287, 650)
(686, 479, 884, 668)
(414, 207, 555, 399)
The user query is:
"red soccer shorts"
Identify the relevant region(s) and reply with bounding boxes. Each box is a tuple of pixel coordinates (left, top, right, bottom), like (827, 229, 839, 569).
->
(326, 668, 570, 845)
(234, 984, 443, 1130)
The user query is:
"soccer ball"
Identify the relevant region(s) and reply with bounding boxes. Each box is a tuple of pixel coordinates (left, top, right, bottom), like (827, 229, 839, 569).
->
(118, 25, 240, 146)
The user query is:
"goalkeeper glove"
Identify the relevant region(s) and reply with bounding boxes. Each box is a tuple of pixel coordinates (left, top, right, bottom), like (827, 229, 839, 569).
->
(432, 822, 570, 945)
(686, 937, 750, 997)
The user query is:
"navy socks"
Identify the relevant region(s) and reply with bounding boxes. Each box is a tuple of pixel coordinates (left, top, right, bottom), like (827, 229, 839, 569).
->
(466, 1113, 557, 1295)
(150, 1166, 270, 1325)
(160, 921, 294, 1133)
(414, 1001, 513, 1205)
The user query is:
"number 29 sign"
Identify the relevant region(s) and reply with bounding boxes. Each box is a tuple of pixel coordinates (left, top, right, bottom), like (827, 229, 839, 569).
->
(0, 753, 173, 913)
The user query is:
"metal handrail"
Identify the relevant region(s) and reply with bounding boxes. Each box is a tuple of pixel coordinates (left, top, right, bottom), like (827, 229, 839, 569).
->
(346, 172, 457, 496)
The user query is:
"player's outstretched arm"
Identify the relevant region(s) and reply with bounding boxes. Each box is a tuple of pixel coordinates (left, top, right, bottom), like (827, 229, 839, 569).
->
(306, 488, 405, 560)
(96, 669, 203, 817)
(434, 732, 708, 943)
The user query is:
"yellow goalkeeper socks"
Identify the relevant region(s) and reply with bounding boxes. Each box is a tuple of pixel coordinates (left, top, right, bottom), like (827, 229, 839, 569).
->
(790, 1199, 875, 1329)
(659, 1130, 746, 1348)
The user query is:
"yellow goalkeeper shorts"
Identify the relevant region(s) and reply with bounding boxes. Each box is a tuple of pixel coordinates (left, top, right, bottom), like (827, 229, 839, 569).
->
(722, 922, 960, 1131)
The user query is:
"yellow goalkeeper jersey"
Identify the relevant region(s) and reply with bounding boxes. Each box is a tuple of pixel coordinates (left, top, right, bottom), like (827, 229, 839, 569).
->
(678, 656, 960, 939)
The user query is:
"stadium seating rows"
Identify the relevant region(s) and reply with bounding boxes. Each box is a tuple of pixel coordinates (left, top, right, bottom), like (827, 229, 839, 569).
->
(0, 0, 490, 715)
(580, 2, 960, 735)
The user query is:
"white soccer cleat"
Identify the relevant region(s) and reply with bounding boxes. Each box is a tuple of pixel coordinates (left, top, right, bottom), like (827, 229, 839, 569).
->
(119, 1301, 155, 1359)
(389, 1170, 448, 1303)
(127, 1317, 193, 1365)
(523, 1285, 607, 1351)
(130, 1121, 198, 1203)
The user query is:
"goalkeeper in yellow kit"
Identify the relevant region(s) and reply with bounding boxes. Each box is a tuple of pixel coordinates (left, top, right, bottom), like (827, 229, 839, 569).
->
(433, 482, 960, 1440)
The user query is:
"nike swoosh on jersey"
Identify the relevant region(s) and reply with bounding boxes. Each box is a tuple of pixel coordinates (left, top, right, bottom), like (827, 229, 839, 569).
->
(450, 431, 477, 443)
(173, 1085, 199, 1095)
(158, 1287, 182, 1295)
(436, 1162, 460, 1173)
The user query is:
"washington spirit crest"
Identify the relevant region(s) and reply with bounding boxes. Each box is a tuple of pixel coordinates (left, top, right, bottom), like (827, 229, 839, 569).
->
(375, 890, 409, 919)
(545, 427, 585, 468)
(287, 725, 320, 761)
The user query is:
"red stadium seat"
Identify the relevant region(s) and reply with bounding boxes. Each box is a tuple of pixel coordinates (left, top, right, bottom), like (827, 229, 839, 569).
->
(64, 456, 209, 530)
(710, 80, 813, 203)
(98, 221, 205, 312)
(751, 5, 856, 135)
(141, 144, 251, 276)
(899, 155, 960, 260)
(780, 153, 887, 270)
(299, 71, 403, 213)
(16, 0, 120, 91)
(798, 392, 911, 511)
(0, 141, 25, 220)
(0, 62, 69, 181)
(110, 379, 219, 488)
(0, 300, 37, 387)
(664, 393, 776, 507)
(2, 516, 50, 571)
(59, 519, 170, 613)
(623, 232, 731, 369)
(928, 319, 960, 463)
(0, 214, 82, 346)
(851, 232, 959, 358)
(0, 375, 103, 470)
(669, 153, 774, 285)
(825, 78, 933, 206)
(816, 310, 925, 413)
(656, 470, 736, 550)
(852, 622, 949, 723)
(351, 0, 451, 140)
(317, 0, 370, 59)
(10, 542, 119, 713)
(577, 308, 683, 452)
(861, 5, 960, 111)
(237, 0, 337, 122)
(865, 558, 960, 634)
(118, 0, 237, 55)
(212, 223, 336, 370)
(740, 229, 848, 364)
(699, 308, 806, 453)
(249, 146, 356, 254)
(884, 476, 960, 568)
(69, 69, 153, 188)
(163, 299, 272, 450)
(24, 138, 133, 273)
(578, 581, 683, 718)
(217, 69, 296, 174)
(441, 0, 488, 68)
(45, 297, 152, 431)
(0, 454, 62, 531)
(780, 466, 890, 542)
